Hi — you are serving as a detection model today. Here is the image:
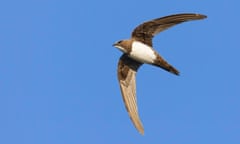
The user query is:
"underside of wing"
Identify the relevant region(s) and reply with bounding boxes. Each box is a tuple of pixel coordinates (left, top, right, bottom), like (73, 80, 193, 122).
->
(117, 54, 144, 134)
(131, 13, 207, 46)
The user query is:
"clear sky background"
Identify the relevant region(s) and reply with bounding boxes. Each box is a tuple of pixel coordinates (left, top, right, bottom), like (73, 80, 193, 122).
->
(1, 0, 239, 144)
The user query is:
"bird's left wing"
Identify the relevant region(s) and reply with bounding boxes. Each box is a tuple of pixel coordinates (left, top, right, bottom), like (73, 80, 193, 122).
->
(131, 13, 207, 46)
(117, 54, 144, 134)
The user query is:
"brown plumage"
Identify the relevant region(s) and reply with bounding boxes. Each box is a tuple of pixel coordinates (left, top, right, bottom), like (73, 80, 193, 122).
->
(132, 13, 207, 47)
(153, 54, 180, 75)
(117, 54, 144, 134)
(114, 13, 207, 135)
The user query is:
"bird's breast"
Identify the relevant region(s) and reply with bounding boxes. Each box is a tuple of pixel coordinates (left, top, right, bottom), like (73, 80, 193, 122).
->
(130, 41, 156, 64)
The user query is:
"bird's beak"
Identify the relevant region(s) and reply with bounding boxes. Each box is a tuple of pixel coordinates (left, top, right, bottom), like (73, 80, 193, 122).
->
(112, 43, 116, 47)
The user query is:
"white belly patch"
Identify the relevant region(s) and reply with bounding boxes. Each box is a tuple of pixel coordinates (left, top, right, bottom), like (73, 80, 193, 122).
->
(130, 41, 156, 64)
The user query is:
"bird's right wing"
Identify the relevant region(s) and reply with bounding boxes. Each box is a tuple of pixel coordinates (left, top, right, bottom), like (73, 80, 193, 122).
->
(131, 13, 207, 46)
(117, 54, 144, 134)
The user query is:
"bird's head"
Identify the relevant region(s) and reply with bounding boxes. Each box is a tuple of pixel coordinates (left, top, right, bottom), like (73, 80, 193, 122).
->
(113, 40, 130, 53)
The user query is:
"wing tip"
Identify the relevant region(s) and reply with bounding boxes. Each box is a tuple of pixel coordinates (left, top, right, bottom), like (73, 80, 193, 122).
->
(130, 116, 145, 135)
(195, 13, 207, 19)
(139, 128, 145, 135)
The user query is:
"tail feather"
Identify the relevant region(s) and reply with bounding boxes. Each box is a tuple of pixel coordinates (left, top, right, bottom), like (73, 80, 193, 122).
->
(153, 55, 179, 75)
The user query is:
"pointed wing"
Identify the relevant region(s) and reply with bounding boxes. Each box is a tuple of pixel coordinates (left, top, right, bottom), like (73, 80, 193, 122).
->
(131, 13, 207, 46)
(117, 54, 144, 134)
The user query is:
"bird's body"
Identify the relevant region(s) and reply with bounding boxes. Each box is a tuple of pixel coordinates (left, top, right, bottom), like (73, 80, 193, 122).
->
(113, 13, 207, 135)
(130, 41, 156, 64)
(115, 40, 157, 64)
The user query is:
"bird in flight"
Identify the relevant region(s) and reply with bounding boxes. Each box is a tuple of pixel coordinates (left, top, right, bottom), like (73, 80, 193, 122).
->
(113, 13, 207, 135)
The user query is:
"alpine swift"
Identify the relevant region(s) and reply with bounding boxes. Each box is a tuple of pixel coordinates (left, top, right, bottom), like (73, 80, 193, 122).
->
(113, 13, 207, 135)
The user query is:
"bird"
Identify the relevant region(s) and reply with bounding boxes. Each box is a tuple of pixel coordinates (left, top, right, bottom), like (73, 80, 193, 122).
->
(113, 13, 207, 135)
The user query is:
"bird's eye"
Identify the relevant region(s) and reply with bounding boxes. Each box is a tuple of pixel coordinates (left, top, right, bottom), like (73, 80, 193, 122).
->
(118, 40, 122, 44)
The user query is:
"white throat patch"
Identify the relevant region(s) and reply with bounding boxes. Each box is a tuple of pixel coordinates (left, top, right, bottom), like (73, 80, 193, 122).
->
(115, 45, 127, 53)
(130, 41, 156, 64)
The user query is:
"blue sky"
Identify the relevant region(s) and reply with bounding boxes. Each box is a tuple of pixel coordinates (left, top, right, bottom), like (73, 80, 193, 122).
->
(1, 0, 240, 144)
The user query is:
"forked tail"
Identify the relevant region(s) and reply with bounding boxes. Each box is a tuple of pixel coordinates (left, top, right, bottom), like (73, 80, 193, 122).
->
(153, 55, 180, 75)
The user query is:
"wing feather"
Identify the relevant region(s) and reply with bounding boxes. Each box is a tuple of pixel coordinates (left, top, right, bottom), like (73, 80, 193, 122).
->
(117, 54, 144, 134)
(131, 13, 207, 46)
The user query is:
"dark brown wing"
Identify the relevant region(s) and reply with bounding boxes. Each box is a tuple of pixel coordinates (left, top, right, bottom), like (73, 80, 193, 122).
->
(131, 13, 207, 46)
(117, 54, 144, 134)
